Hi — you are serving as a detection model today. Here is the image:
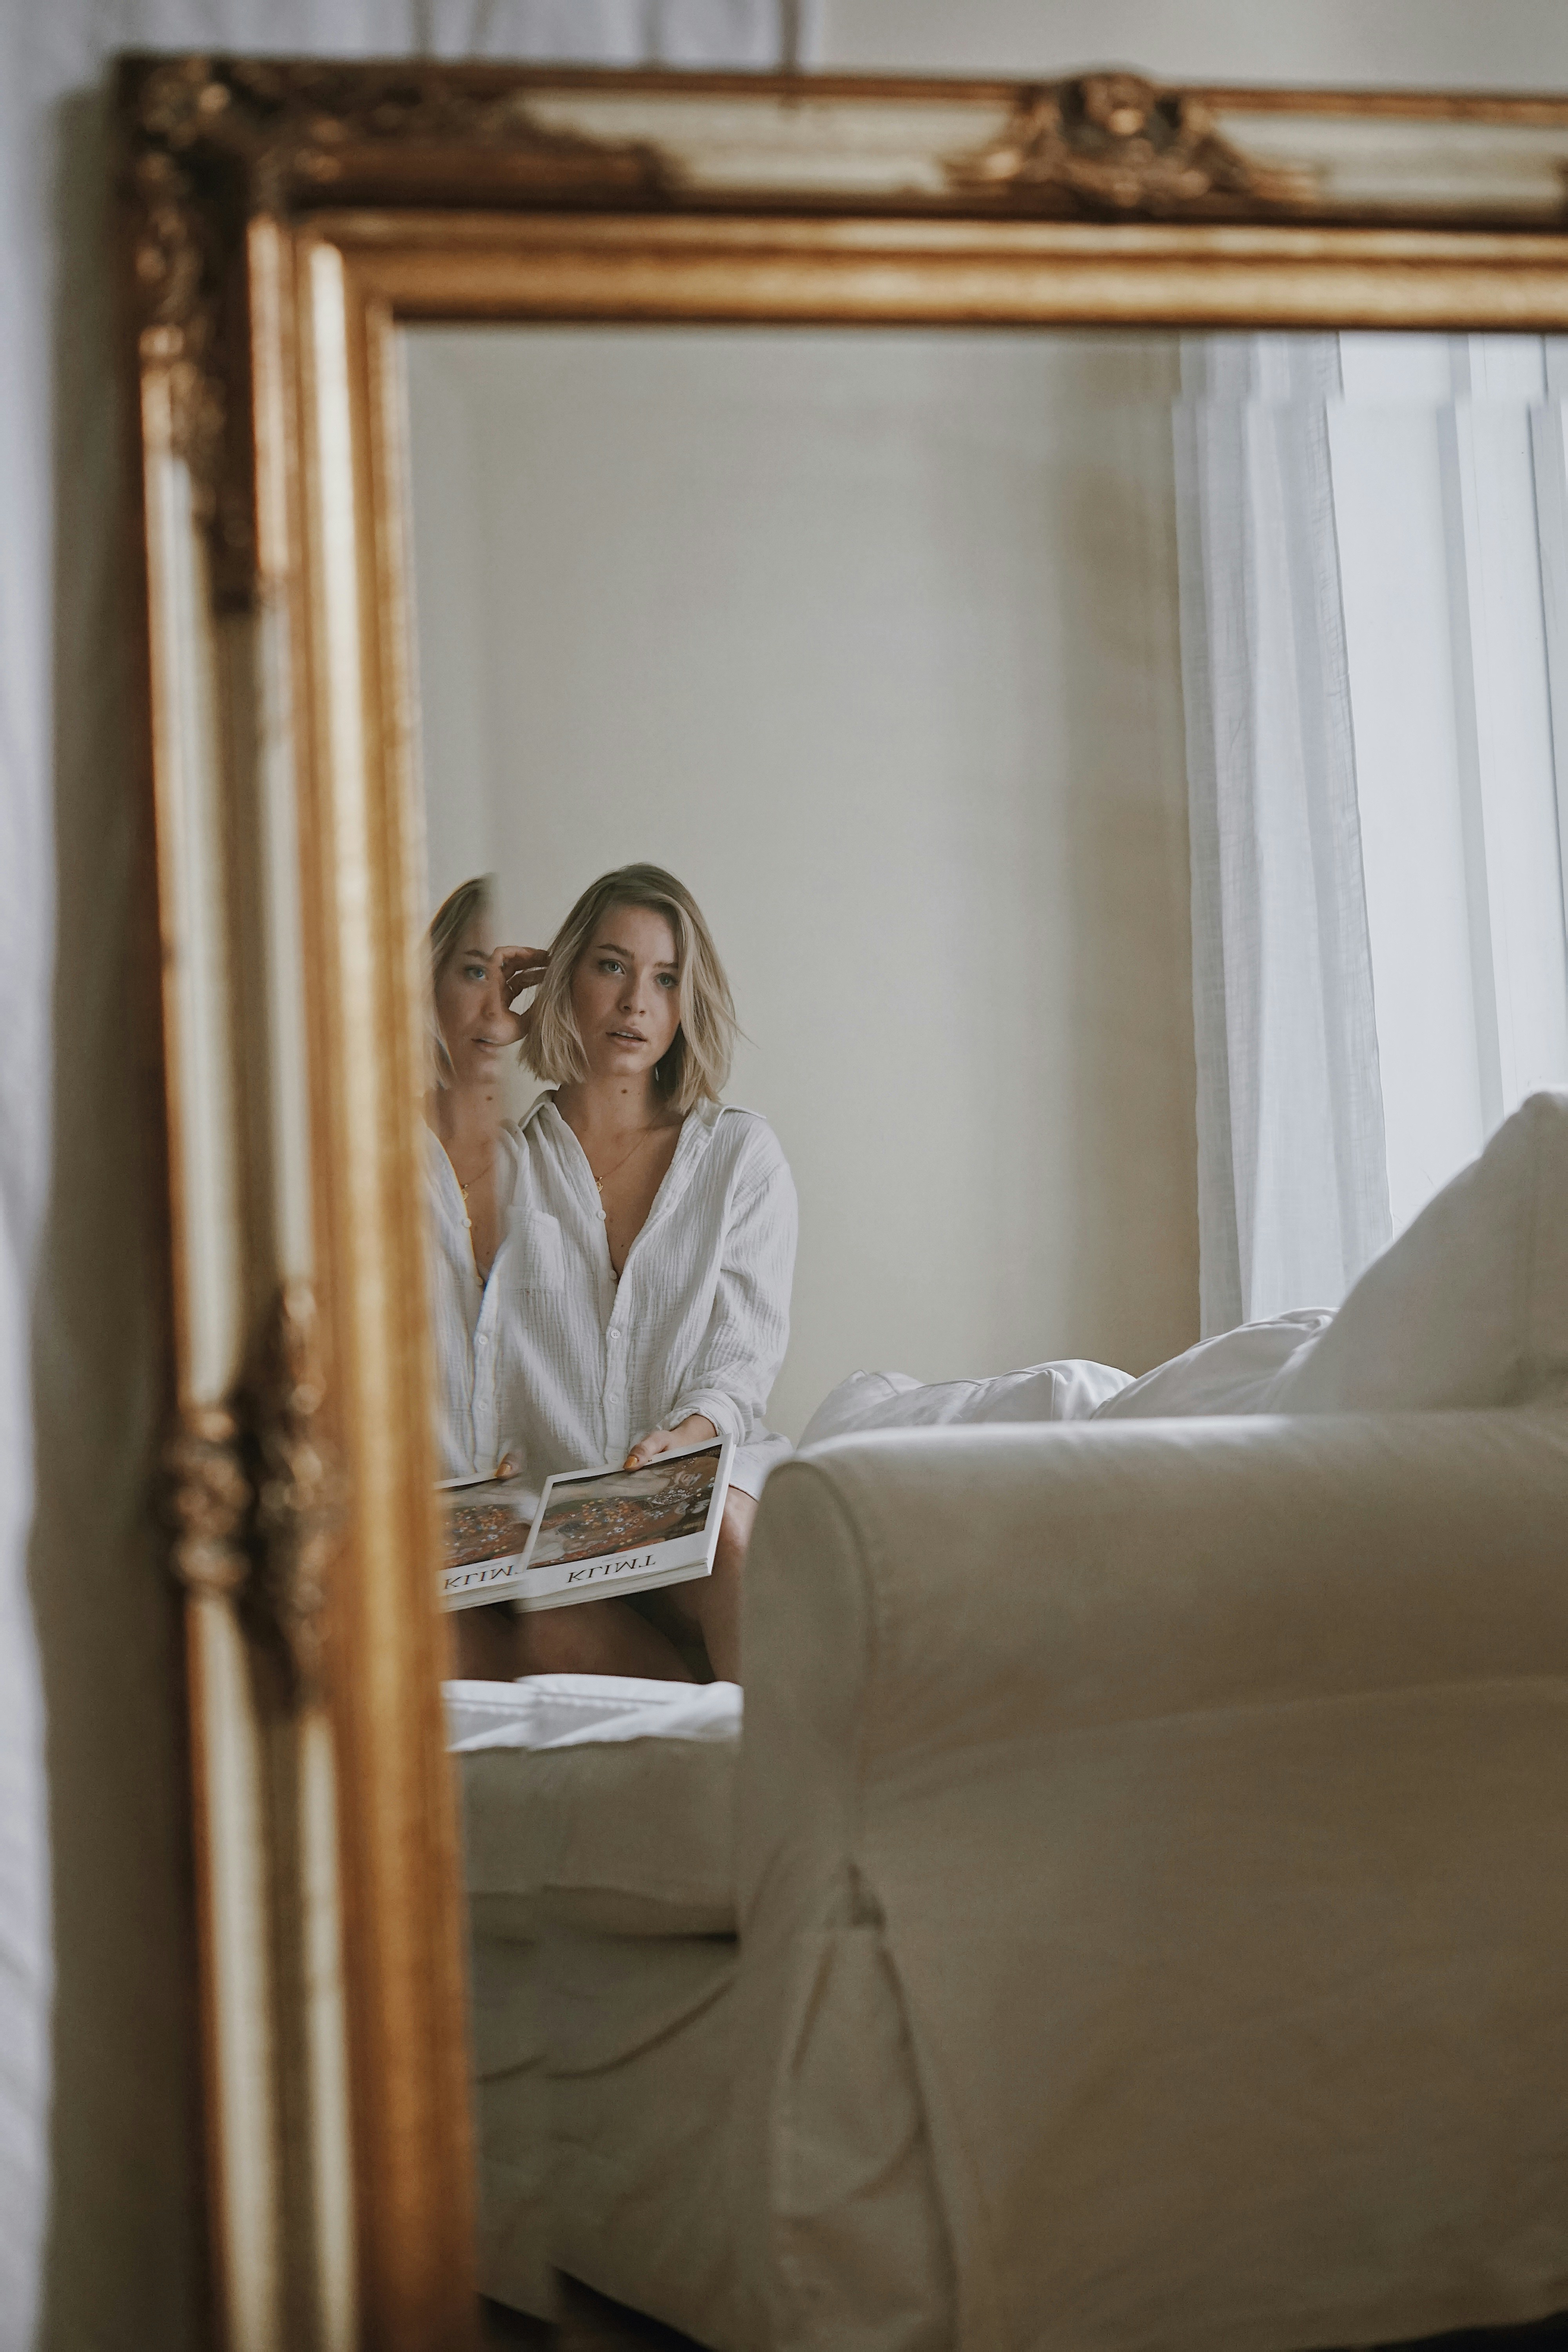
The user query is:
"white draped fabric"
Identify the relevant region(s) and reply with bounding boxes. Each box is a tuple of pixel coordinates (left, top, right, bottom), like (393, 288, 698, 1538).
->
(2, 7, 795, 2345)
(1332, 334, 1568, 1233)
(1177, 332, 1568, 1334)
(1175, 336, 1392, 1336)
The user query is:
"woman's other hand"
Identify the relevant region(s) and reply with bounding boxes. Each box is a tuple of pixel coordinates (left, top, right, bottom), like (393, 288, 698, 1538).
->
(498, 946, 549, 1035)
(624, 1414, 717, 1471)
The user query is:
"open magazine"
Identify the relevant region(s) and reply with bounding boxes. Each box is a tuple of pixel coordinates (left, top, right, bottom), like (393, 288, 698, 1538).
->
(437, 1434, 734, 1614)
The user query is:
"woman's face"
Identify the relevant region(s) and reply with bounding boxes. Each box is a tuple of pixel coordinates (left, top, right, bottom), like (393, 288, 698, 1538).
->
(434, 913, 525, 1090)
(570, 904, 682, 1085)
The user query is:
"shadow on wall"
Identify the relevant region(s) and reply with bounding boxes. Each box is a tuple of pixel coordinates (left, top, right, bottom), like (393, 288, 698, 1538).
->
(918, 336, 1198, 1379)
(1057, 428, 1198, 1371)
(27, 87, 207, 2350)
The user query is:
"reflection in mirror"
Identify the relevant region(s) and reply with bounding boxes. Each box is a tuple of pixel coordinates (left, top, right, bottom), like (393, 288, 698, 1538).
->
(408, 322, 1199, 1437)
(406, 326, 1568, 2341)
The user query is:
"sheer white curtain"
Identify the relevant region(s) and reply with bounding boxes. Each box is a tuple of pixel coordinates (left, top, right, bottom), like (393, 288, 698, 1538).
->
(1175, 336, 1391, 1335)
(1332, 334, 1568, 1230)
(4, 7, 800, 2346)
(1176, 332, 1568, 1334)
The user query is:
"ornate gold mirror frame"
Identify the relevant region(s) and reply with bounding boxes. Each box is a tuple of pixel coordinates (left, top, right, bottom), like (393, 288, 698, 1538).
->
(117, 55, 1568, 2352)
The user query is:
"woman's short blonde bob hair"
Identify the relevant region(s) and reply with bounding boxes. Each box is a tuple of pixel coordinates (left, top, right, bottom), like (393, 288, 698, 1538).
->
(426, 872, 493, 1090)
(523, 864, 736, 1114)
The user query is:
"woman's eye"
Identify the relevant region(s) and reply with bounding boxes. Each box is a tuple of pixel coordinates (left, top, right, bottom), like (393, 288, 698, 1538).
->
(463, 962, 487, 981)
(599, 959, 622, 974)
(657, 973, 677, 989)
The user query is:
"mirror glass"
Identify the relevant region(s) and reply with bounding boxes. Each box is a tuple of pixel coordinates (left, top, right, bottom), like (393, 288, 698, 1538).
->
(401, 319, 1568, 2332)
(406, 321, 1568, 1628)
(406, 325, 1568, 1485)
(405, 325, 1199, 1448)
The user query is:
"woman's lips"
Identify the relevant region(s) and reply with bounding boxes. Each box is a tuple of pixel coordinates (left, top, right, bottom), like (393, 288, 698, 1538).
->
(608, 1028, 646, 1043)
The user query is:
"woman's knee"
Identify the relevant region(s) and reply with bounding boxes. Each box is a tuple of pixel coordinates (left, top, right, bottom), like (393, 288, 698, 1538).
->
(518, 1597, 696, 1681)
(717, 1485, 758, 1561)
(519, 1601, 614, 1673)
(448, 1601, 520, 1681)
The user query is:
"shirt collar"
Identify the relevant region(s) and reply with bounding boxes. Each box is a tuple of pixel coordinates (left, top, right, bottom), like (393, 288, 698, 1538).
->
(525, 1091, 730, 1130)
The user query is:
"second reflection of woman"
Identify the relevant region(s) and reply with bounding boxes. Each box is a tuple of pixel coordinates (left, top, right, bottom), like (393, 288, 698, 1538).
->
(425, 863, 797, 1685)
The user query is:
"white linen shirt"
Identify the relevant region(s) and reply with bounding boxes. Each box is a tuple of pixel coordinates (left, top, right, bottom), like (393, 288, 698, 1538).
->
(425, 1097, 797, 1499)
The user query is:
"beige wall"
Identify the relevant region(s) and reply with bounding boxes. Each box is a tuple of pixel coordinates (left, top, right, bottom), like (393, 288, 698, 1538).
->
(818, 0, 1568, 86)
(407, 327, 1199, 1426)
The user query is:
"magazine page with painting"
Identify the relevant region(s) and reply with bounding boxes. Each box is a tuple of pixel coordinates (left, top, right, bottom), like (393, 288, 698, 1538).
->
(437, 1436, 733, 1612)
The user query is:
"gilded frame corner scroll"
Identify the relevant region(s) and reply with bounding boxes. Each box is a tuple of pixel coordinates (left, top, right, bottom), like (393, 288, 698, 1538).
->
(120, 51, 1568, 2352)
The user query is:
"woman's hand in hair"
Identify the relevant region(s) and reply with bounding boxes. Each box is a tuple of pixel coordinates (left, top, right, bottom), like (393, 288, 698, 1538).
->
(498, 946, 550, 1035)
(624, 1414, 718, 1472)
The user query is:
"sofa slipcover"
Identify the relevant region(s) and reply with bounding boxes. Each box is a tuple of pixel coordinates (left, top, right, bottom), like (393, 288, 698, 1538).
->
(726, 1409, 1568, 2352)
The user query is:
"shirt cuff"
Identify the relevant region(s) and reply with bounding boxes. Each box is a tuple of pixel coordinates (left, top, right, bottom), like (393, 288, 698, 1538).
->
(668, 1388, 746, 1444)
(730, 1430, 793, 1500)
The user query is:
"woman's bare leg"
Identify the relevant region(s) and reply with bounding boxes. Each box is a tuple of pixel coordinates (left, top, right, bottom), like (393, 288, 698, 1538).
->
(448, 1601, 521, 1681)
(452, 1497, 758, 1686)
(517, 1595, 697, 1681)
(666, 1488, 755, 1684)
(447, 1593, 696, 1682)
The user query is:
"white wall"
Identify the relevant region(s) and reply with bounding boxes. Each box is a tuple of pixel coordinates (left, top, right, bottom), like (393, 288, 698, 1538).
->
(818, 0, 1568, 88)
(407, 327, 1198, 1426)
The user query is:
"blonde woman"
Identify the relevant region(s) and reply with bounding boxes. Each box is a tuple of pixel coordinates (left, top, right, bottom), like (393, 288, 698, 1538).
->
(506, 862, 797, 1685)
(423, 876, 550, 1679)
(425, 877, 538, 1466)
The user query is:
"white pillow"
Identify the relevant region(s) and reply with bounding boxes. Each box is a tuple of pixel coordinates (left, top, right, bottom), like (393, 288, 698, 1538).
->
(1265, 1089, 1568, 1414)
(798, 1358, 1132, 1450)
(1091, 1311, 1334, 1420)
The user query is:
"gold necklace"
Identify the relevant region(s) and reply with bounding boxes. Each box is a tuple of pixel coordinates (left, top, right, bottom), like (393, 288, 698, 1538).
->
(591, 1126, 660, 1196)
(454, 1151, 496, 1213)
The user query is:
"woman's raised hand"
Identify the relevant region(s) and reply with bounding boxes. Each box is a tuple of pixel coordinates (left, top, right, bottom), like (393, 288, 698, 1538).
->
(497, 946, 550, 1034)
(624, 1414, 718, 1472)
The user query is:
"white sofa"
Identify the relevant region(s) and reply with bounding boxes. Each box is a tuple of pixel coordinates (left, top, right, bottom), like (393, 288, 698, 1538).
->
(455, 1093, 1568, 2351)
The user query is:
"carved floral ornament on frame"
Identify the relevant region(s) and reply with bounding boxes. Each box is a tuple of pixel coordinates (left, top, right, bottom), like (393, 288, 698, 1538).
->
(162, 1284, 342, 1702)
(122, 51, 1568, 616)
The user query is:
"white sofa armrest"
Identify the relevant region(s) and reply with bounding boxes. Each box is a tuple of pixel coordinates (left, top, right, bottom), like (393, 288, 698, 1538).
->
(744, 1412, 1568, 1781)
(733, 1412, 1568, 2352)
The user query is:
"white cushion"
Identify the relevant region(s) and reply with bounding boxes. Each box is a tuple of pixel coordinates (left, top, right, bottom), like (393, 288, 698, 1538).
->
(799, 1358, 1131, 1449)
(1092, 1312, 1333, 1420)
(452, 1675, 740, 1939)
(1267, 1089, 1568, 1414)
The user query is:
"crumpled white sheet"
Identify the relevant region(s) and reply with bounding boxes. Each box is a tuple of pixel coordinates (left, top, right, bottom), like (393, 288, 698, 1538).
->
(798, 1356, 1134, 1448)
(446, 1670, 743, 1751)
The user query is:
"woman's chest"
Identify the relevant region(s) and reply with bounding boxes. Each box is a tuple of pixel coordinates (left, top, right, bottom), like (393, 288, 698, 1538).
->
(503, 1137, 731, 1309)
(465, 1186, 503, 1284)
(599, 1128, 683, 1276)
